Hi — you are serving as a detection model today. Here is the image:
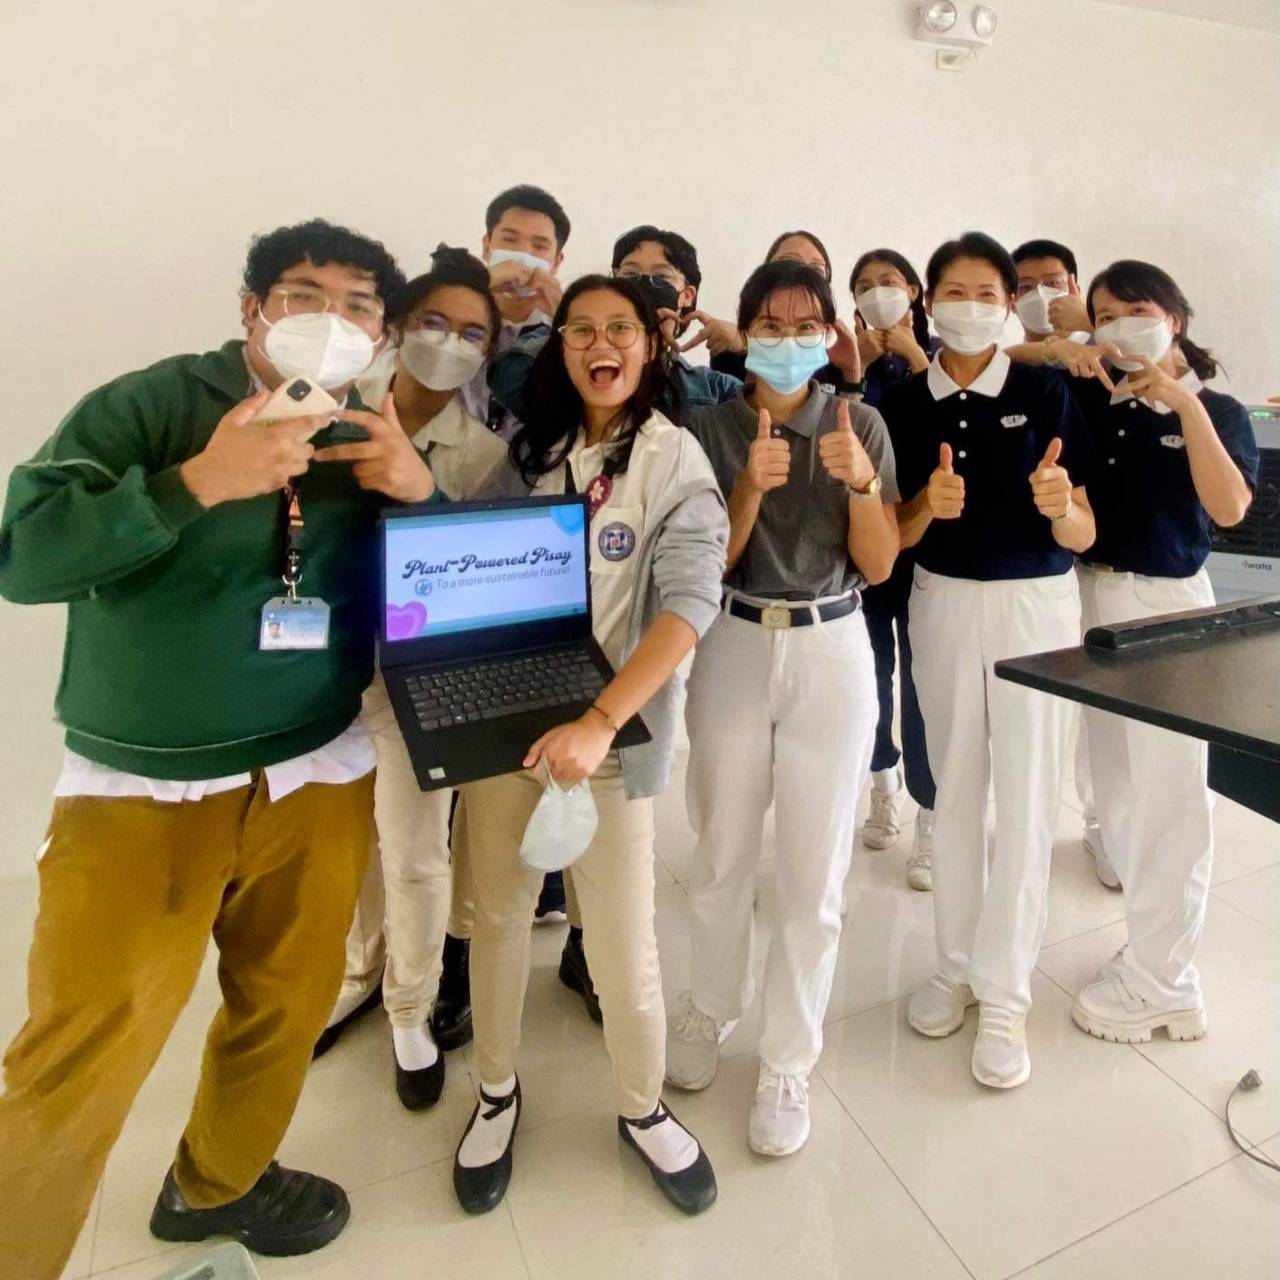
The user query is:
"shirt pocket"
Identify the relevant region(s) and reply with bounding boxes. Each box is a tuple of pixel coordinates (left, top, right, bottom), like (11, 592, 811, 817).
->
(590, 505, 645, 577)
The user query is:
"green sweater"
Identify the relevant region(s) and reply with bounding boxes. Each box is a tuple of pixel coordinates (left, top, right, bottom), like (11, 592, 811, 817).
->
(0, 339, 441, 778)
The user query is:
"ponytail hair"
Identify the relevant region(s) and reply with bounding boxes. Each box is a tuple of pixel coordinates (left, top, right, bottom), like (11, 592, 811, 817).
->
(1086, 259, 1220, 381)
(849, 248, 931, 352)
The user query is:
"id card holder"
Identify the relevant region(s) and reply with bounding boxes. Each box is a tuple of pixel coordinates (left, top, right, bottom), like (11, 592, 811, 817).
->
(260, 596, 331, 651)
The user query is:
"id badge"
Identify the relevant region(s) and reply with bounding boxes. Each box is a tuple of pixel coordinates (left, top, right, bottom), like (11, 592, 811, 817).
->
(260, 596, 331, 651)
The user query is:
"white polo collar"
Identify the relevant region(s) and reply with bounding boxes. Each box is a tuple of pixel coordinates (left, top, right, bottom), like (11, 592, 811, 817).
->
(409, 394, 470, 450)
(926, 348, 1011, 401)
(1110, 368, 1202, 416)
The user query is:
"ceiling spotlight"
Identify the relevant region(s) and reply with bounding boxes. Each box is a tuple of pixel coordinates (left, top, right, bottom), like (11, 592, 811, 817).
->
(972, 5, 998, 39)
(920, 1, 958, 34)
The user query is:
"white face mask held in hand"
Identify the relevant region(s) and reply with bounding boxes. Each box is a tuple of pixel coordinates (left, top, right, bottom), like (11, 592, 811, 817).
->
(930, 300, 1009, 355)
(1093, 315, 1175, 372)
(260, 311, 377, 389)
(399, 330, 486, 391)
(1015, 285, 1068, 336)
(856, 286, 911, 331)
(518, 762, 598, 874)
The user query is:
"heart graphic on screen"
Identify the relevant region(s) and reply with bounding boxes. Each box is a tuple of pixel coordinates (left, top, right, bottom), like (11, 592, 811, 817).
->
(386, 602, 427, 640)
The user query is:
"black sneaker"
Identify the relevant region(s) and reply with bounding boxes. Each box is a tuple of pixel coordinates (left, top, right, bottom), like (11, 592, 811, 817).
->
(149, 1162, 349, 1256)
(394, 1042, 446, 1112)
(312, 985, 382, 1060)
(619, 1104, 717, 1217)
(430, 934, 473, 1051)
(453, 1080, 522, 1215)
(558, 927, 603, 1025)
(534, 870, 568, 925)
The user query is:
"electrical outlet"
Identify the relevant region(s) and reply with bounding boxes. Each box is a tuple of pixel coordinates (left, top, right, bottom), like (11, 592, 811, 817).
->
(936, 48, 968, 72)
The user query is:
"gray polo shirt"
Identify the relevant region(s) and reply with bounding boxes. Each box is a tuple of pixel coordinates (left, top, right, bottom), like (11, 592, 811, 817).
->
(687, 385, 899, 601)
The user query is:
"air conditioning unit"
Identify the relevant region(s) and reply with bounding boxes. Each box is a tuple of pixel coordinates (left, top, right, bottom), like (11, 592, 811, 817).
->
(1206, 403, 1280, 602)
(915, 2, 998, 48)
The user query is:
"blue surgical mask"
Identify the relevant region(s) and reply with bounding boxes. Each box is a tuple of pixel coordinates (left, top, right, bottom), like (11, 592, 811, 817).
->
(745, 336, 830, 394)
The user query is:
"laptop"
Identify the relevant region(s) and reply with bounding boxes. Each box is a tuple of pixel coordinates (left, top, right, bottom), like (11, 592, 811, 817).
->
(379, 493, 651, 791)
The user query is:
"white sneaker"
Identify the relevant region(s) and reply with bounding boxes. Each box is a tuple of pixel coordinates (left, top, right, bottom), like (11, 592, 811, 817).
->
(971, 1004, 1031, 1089)
(665, 993, 736, 1091)
(862, 770, 903, 851)
(1083, 820, 1121, 890)
(748, 1064, 811, 1157)
(907, 974, 976, 1037)
(907, 809, 933, 892)
(1072, 973, 1207, 1044)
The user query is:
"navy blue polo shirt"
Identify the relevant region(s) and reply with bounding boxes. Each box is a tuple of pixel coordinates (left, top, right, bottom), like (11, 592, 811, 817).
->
(883, 351, 1096, 581)
(1074, 374, 1259, 578)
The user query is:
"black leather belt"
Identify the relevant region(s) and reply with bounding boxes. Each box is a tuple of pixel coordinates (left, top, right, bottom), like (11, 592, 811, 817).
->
(726, 593, 860, 629)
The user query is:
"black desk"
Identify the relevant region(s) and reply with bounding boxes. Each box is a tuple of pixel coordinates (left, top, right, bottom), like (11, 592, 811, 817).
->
(995, 597, 1280, 822)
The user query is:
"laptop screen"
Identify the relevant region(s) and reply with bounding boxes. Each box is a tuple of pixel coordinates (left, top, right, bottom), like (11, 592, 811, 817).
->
(382, 499, 589, 645)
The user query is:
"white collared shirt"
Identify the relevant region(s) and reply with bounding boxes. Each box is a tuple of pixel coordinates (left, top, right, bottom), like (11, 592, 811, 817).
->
(926, 348, 1013, 401)
(1109, 367, 1203, 416)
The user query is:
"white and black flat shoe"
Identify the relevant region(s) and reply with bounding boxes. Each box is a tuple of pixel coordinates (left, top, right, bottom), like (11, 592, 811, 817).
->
(619, 1103, 717, 1216)
(453, 1081, 521, 1215)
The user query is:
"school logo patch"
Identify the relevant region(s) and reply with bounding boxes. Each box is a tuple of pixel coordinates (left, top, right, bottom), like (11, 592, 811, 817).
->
(1001, 414, 1028, 428)
(598, 521, 637, 562)
(1160, 434, 1186, 450)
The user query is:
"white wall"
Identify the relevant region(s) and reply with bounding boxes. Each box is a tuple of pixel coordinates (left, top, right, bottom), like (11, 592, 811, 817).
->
(0, 0, 1276, 879)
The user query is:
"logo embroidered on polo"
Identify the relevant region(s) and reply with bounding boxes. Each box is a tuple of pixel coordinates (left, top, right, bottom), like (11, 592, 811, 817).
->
(598, 522, 637, 562)
(1001, 414, 1028, 428)
(1160, 435, 1186, 449)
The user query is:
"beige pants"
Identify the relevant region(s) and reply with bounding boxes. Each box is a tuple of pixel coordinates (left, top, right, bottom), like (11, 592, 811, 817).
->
(339, 677, 473, 1026)
(461, 756, 663, 1118)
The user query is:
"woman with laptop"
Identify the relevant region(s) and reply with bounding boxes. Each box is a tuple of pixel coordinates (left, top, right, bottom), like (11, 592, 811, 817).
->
(666, 259, 899, 1157)
(1044, 260, 1258, 1048)
(316, 246, 508, 1105)
(451, 274, 728, 1218)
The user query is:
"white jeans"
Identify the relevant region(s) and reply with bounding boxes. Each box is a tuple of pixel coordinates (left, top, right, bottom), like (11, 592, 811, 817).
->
(685, 602, 877, 1075)
(340, 675, 454, 1028)
(1077, 566, 1217, 1009)
(909, 568, 1080, 1014)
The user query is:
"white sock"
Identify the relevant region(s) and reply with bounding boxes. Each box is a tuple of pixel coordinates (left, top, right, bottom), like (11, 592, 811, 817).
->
(392, 1021, 439, 1071)
(458, 1077, 518, 1169)
(325, 982, 377, 1030)
(623, 1105, 699, 1174)
(872, 767, 901, 795)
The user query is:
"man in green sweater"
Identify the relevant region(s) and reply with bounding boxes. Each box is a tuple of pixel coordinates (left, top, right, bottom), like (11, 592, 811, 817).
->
(0, 218, 442, 1279)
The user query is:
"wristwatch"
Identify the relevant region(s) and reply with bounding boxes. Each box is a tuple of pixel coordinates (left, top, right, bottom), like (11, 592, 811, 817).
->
(847, 474, 882, 500)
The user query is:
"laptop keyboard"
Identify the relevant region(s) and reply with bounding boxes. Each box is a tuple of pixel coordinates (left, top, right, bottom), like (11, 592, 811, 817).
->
(405, 651, 607, 732)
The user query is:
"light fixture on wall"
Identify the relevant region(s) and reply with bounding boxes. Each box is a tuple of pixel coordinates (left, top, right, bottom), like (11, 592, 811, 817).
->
(914, 2, 998, 49)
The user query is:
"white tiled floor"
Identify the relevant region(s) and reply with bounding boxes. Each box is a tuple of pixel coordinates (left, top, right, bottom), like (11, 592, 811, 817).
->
(3, 761, 1278, 1279)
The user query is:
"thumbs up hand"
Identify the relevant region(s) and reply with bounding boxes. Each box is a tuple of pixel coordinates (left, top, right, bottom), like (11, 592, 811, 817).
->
(926, 441, 965, 519)
(744, 407, 791, 494)
(819, 398, 875, 491)
(1030, 436, 1073, 520)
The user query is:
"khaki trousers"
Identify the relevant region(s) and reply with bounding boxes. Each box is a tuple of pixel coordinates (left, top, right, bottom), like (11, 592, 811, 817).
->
(461, 757, 663, 1118)
(340, 677, 470, 1025)
(0, 774, 373, 1280)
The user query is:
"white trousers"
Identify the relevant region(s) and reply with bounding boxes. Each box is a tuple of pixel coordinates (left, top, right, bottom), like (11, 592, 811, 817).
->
(341, 675, 455, 1028)
(909, 568, 1079, 1013)
(1077, 566, 1217, 1009)
(685, 604, 877, 1075)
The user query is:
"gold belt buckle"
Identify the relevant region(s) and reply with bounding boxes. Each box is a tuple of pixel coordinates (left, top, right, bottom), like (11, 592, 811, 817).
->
(760, 605, 793, 629)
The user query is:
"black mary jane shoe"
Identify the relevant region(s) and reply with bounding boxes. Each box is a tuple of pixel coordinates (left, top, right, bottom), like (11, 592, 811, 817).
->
(619, 1103, 718, 1217)
(558, 928, 603, 1026)
(395, 1049, 446, 1112)
(431, 934, 473, 1051)
(149, 1161, 350, 1256)
(312, 985, 382, 1061)
(453, 1081, 522, 1215)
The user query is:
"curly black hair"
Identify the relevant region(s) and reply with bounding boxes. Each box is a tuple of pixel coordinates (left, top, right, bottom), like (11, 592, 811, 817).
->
(242, 217, 406, 307)
(390, 244, 502, 343)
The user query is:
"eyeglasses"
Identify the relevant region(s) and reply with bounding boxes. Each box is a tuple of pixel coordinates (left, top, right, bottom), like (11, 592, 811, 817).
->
(409, 310, 491, 348)
(558, 320, 643, 351)
(1016, 276, 1070, 296)
(747, 319, 829, 348)
(268, 283, 385, 325)
(615, 266, 684, 288)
